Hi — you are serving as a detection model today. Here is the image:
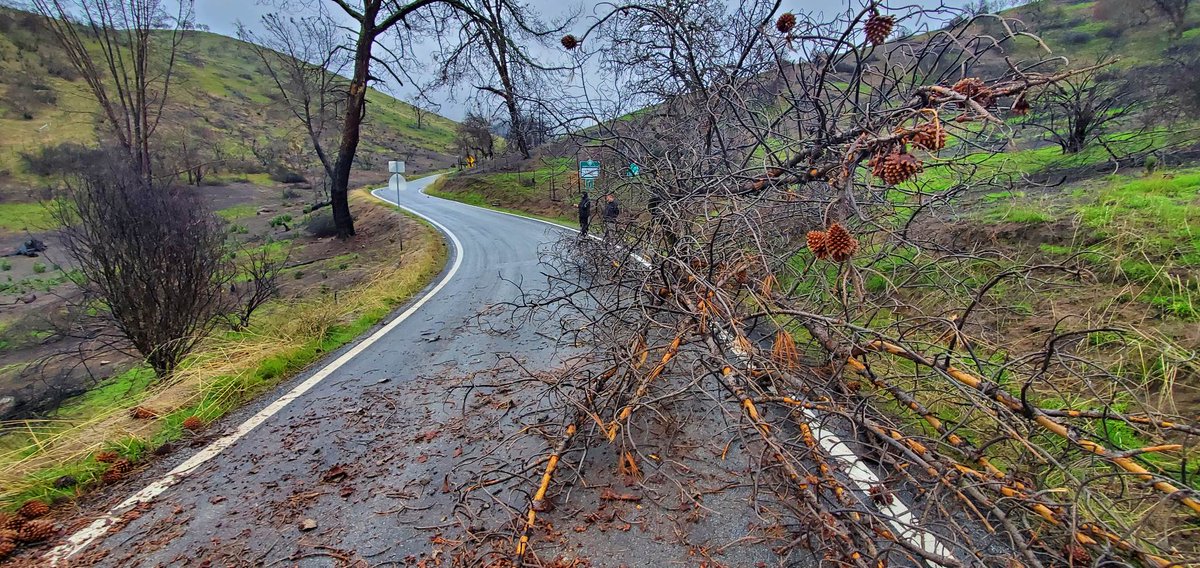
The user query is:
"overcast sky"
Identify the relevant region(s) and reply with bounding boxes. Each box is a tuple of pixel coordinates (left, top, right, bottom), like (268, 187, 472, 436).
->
(194, 0, 901, 120)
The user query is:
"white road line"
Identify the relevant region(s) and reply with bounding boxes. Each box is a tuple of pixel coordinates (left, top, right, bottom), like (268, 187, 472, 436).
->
(433, 190, 953, 563)
(45, 179, 465, 565)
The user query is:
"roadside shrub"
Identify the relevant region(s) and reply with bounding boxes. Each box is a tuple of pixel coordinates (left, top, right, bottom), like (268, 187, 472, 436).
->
(1062, 31, 1090, 45)
(32, 262, 46, 274)
(0, 259, 11, 271)
(20, 143, 101, 177)
(269, 169, 306, 184)
(1144, 154, 1159, 175)
(1097, 25, 1124, 39)
(52, 152, 233, 376)
(281, 188, 301, 200)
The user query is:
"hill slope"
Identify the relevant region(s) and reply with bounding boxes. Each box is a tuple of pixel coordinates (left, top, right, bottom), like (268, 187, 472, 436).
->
(0, 8, 458, 191)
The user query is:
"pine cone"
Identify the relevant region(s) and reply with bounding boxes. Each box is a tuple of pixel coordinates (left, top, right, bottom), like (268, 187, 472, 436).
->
(17, 519, 56, 543)
(908, 121, 946, 151)
(102, 459, 133, 484)
(776, 12, 797, 33)
(130, 406, 157, 420)
(560, 34, 579, 50)
(952, 77, 986, 97)
(806, 230, 829, 259)
(0, 537, 14, 559)
(877, 151, 922, 185)
(17, 500, 49, 520)
(826, 223, 859, 262)
(95, 450, 119, 464)
(865, 10, 895, 45)
(182, 416, 204, 431)
(1011, 93, 1031, 115)
(0, 513, 23, 531)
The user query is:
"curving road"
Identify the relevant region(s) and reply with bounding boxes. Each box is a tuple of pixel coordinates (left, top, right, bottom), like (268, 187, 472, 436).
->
(41, 175, 584, 566)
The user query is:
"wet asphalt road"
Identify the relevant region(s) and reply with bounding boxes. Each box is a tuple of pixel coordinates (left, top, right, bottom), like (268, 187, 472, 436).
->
(53, 175, 583, 566)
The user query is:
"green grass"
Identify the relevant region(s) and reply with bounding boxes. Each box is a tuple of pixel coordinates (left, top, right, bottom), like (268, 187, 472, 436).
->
(0, 201, 55, 232)
(216, 203, 258, 221)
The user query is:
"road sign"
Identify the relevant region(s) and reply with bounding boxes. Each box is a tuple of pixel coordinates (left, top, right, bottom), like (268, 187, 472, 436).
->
(629, 163, 640, 176)
(579, 160, 600, 179)
(388, 161, 406, 174)
(584, 179, 595, 190)
(466, 155, 476, 168)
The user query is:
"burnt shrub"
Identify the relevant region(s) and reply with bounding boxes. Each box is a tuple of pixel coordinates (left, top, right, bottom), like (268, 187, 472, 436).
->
(52, 152, 233, 376)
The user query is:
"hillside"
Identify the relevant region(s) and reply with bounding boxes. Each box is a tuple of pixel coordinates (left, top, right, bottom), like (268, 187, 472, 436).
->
(0, 7, 459, 193)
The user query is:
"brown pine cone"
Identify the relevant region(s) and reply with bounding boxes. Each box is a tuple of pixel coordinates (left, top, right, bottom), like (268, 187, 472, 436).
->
(560, 34, 579, 50)
(0, 513, 23, 531)
(806, 230, 829, 259)
(182, 416, 204, 431)
(826, 223, 859, 262)
(878, 151, 922, 185)
(0, 537, 15, 559)
(776, 12, 797, 33)
(908, 121, 946, 151)
(1011, 93, 1031, 115)
(17, 500, 49, 520)
(17, 519, 56, 543)
(95, 450, 119, 463)
(952, 77, 986, 97)
(865, 10, 895, 45)
(102, 459, 133, 484)
(130, 406, 157, 420)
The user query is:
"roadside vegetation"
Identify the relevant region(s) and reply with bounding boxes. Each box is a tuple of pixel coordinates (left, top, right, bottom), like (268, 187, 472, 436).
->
(0, 189, 445, 507)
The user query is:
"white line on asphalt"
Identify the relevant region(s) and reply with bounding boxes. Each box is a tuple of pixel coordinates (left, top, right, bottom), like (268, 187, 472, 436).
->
(431, 190, 954, 563)
(45, 178, 464, 565)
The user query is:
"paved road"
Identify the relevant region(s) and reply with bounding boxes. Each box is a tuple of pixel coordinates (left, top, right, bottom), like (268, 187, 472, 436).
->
(41, 176, 586, 565)
(38, 176, 787, 567)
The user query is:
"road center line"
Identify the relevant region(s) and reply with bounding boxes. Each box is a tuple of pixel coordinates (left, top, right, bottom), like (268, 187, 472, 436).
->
(45, 178, 464, 565)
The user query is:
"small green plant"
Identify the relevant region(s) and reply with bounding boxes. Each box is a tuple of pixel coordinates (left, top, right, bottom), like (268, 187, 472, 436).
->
(269, 214, 294, 232)
(0, 259, 11, 271)
(293, 270, 304, 280)
(1143, 154, 1158, 175)
(320, 270, 328, 279)
(32, 262, 47, 274)
(281, 188, 302, 200)
(338, 262, 350, 270)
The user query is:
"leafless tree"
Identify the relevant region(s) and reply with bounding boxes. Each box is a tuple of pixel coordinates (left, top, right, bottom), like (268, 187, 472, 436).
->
(405, 92, 441, 130)
(30, 0, 194, 183)
(455, 112, 494, 162)
(431, 0, 569, 159)
(491, 3, 1200, 567)
(248, 0, 558, 238)
(1147, 0, 1190, 39)
(229, 244, 287, 331)
(238, 14, 347, 187)
(1025, 63, 1141, 154)
(51, 152, 233, 377)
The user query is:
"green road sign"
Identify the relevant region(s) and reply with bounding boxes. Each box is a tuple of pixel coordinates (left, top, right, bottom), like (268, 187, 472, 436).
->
(579, 160, 600, 179)
(584, 178, 595, 190)
(629, 163, 640, 176)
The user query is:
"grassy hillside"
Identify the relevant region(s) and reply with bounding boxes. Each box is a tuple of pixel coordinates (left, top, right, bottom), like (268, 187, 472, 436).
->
(0, 7, 458, 191)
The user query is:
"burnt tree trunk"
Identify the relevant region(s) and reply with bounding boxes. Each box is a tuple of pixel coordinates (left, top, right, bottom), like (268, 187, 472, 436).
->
(330, 14, 380, 239)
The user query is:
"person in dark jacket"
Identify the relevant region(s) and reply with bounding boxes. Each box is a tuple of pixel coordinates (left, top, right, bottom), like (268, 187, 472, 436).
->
(577, 191, 591, 236)
(602, 193, 619, 241)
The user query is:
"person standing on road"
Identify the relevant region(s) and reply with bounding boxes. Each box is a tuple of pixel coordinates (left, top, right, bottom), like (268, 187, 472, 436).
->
(578, 191, 591, 236)
(602, 192, 619, 241)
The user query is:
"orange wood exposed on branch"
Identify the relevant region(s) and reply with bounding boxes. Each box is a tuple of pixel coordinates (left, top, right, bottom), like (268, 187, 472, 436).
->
(515, 422, 577, 560)
(860, 340, 1200, 518)
(606, 334, 684, 441)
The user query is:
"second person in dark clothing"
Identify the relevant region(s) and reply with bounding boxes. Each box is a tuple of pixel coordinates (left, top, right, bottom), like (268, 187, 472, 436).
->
(602, 193, 619, 241)
(578, 191, 591, 236)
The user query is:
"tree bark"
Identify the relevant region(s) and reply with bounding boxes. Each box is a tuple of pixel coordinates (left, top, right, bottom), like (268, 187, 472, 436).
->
(330, 14, 379, 239)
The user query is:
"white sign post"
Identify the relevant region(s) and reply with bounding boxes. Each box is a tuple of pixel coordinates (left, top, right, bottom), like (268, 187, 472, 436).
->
(388, 161, 407, 201)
